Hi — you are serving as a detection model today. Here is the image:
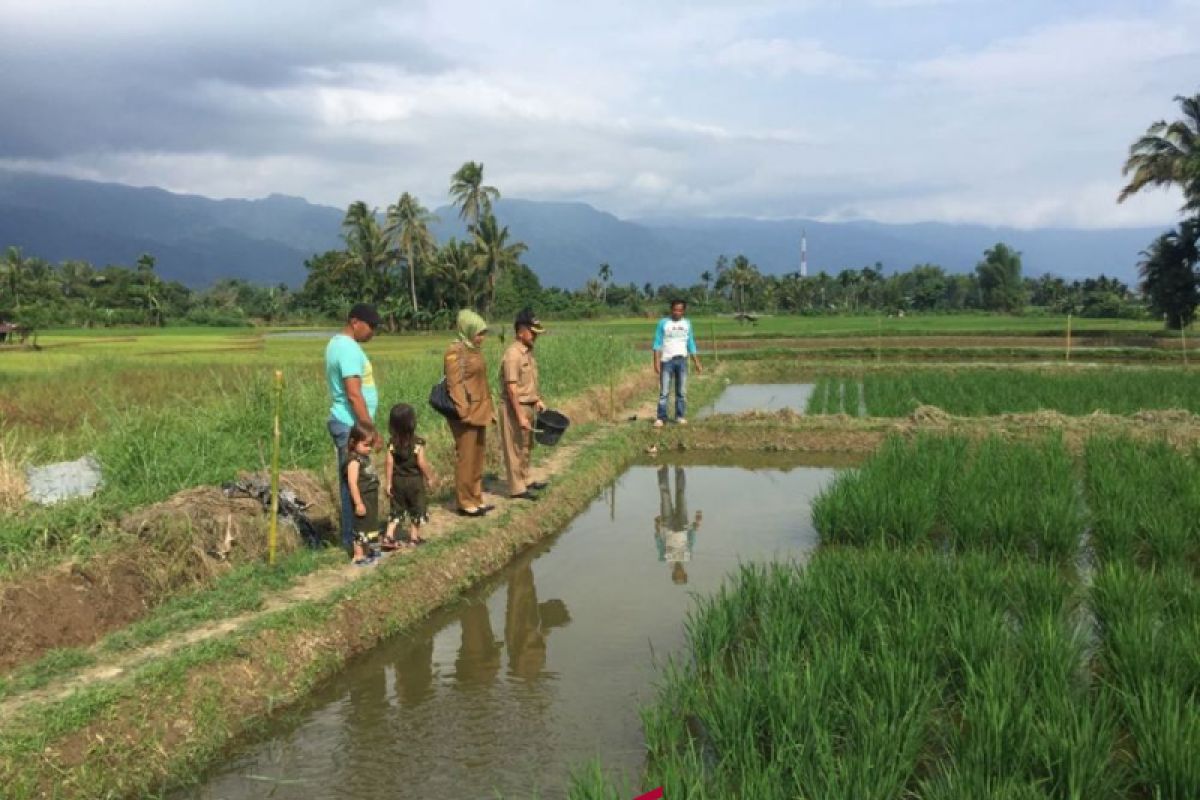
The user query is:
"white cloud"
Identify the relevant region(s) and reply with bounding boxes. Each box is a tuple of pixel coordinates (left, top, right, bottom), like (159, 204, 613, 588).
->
(714, 37, 872, 78)
(909, 17, 1196, 91)
(1, 0, 1195, 231)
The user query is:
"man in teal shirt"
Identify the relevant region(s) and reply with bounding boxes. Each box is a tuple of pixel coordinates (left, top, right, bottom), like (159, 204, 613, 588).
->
(326, 303, 380, 553)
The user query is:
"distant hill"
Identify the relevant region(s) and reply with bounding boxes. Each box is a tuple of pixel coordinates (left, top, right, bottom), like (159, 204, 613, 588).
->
(0, 169, 1168, 289)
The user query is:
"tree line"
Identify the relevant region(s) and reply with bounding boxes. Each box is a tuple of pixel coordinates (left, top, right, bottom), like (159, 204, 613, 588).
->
(3, 93, 1199, 333)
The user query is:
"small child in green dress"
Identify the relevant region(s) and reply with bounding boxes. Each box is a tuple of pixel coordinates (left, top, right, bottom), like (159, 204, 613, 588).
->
(384, 403, 437, 547)
(345, 423, 381, 566)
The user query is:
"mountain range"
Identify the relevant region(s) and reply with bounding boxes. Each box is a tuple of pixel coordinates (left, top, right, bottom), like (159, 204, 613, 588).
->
(0, 169, 1168, 289)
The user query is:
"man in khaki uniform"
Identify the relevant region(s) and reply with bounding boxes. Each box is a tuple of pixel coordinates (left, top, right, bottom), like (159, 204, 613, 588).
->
(500, 308, 547, 500)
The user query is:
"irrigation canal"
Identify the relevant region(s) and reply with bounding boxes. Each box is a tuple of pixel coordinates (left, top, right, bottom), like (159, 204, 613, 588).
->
(701, 382, 816, 416)
(174, 458, 844, 799)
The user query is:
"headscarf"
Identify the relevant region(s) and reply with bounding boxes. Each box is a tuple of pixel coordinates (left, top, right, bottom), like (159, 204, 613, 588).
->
(456, 308, 489, 349)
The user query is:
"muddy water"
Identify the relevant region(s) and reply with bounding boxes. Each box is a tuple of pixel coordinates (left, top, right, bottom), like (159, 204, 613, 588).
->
(701, 382, 816, 416)
(175, 460, 839, 800)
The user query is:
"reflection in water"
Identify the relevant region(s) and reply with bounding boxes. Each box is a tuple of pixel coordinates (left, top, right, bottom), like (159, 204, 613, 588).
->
(177, 462, 836, 800)
(655, 465, 703, 585)
(394, 635, 435, 707)
(455, 600, 502, 687)
(506, 563, 572, 680)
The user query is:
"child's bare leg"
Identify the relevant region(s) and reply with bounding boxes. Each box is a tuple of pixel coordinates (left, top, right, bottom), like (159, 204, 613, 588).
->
(384, 518, 399, 546)
(352, 541, 365, 562)
(410, 522, 423, 544)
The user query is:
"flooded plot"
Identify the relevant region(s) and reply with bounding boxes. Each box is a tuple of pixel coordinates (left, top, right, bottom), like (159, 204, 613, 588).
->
(701, 382, 815, 416)
(175, 460, 839, 800)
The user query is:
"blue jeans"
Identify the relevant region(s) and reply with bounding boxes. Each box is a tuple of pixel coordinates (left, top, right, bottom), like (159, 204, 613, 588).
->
(657, 357, 688, 421)
(327, 418, 354, 554)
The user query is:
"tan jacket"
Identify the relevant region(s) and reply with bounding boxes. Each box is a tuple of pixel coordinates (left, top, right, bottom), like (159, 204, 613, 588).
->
(500, 341, 540, 404)
(445, 341, 494, 427)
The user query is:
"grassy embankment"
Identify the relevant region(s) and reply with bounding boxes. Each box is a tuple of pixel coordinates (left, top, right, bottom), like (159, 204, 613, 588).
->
(0, 328, 636, 575)
(0, 327, 639, 707)
(565, 434, 1200, 798)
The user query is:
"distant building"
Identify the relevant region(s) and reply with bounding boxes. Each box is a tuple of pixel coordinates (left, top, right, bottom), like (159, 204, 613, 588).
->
(0, 322, 21, 343)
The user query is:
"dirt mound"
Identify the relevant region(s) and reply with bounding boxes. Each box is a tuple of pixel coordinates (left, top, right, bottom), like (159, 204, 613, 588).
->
(121, 471, 332, 571)
(1131, 408, 1197, 424)
(0, 471, 333, 673)
(909, 405, 951, 425)
(999, 409, 1071, 426)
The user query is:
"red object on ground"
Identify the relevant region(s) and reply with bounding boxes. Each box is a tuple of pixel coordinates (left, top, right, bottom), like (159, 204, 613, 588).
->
(634, 789, 664, 800)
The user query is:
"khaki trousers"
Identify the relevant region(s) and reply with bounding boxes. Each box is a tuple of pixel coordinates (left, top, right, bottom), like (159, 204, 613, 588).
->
(501, 401, 535, 495)
(449, 419, 487, 510)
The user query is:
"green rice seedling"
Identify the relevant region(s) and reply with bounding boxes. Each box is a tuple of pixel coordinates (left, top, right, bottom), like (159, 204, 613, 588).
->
(1085, 436, 1200, 572)
(861, 369, 1200, 417)
(812, 434, 962, 548)
(814, 434, 1082, 562)
(566, 550, 1105, 799)
(1092, 562, 1200, 798)
(942, 435, 1084, 562)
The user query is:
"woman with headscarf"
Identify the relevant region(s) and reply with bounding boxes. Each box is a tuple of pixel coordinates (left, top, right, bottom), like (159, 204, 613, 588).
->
(444, 309, 495, 516)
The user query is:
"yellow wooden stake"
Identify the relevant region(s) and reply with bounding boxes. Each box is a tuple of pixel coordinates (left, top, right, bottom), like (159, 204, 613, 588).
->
(1066, 313, 1072, 364)
(1183, 324, 1189, 367)
(268, 369, 284, 565)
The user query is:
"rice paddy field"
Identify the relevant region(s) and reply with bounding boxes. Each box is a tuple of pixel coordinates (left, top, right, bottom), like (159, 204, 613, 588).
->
(3, 317, 1200, 799)
(807, 369, 1200, 416)
(0, 327, 637, 575)
(569, 434, 1200, 798)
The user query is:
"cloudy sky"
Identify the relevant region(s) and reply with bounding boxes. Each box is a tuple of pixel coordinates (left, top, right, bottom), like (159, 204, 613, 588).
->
(2, 0, 1197, 228)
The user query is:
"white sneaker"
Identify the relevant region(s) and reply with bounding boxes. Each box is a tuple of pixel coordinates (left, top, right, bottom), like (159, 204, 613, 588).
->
(653, 419, 665, 428)
(677, 418, 688, 425)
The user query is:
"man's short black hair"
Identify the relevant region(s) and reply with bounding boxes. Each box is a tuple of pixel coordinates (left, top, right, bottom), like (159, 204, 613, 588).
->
(669, 298, 687, 309)
(348, 303, 381, 328)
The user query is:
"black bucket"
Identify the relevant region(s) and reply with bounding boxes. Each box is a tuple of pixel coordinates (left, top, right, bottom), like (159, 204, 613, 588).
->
(534, 409, 570, 446)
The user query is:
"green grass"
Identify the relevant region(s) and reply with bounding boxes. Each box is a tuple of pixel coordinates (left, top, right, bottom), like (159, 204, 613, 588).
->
(575, 313, 1165, 342)
(1085, 437, 1200, 571)
(812, 434, 1084, 562)
(567, 550, 1123, 799)
(0, 331, 638, 574)
(1093, 563, 1200, 798)
(837, 369, 1200, 417)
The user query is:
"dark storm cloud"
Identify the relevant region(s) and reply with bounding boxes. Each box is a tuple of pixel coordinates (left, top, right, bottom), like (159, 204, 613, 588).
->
(0, 9, 451, 160)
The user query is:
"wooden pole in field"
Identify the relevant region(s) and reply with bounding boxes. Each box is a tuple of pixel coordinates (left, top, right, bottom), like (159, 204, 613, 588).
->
(1066, 313, 1072, 364)
(268, 370, 284, 565)
(876, 317, 882, 364)
(608, 337, 616, 420)
(1183, 324, 1189, 367)
(711, 321, 718, 364)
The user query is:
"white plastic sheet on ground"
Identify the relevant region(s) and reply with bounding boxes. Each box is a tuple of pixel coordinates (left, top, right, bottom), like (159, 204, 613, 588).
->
(25, 454, 103, 505)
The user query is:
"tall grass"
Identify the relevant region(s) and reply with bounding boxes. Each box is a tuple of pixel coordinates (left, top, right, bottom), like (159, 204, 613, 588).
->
(1092, 563, 1200, 798)
(812, 434, 1084, 562)
(851, 369, 1200, 417)
(566, 550, 1123, 799)
(1084, 436, 1200, 571)
(0, 332, 638, 574)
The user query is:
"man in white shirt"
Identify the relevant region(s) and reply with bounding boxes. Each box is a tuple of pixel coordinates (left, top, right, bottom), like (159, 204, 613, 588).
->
(652, 299, 703, 426)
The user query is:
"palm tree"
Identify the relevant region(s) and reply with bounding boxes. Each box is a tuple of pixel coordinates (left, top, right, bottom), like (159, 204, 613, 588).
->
(1119, 93, 1200, 213)
(384, 192, 439, 312)
(472, 213, 527, 314)
(435, 238, 482, 310)
(449, 161, 501, 227)
(1, 246, 26, 308)
(700, 270, 713, 300)
(341, 201, 391, 301)
(1138, 220, 1199, 329)
(598, 263, 612, 304)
